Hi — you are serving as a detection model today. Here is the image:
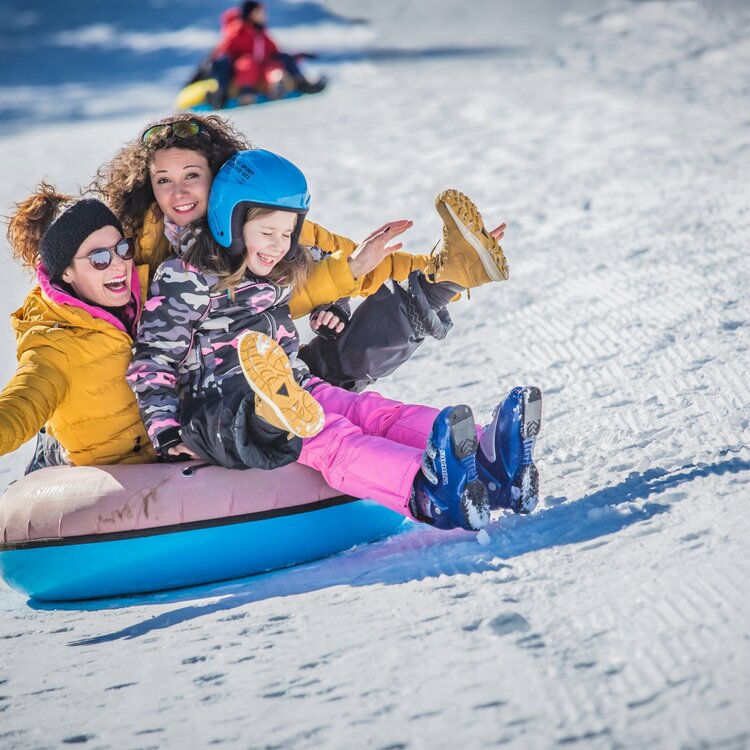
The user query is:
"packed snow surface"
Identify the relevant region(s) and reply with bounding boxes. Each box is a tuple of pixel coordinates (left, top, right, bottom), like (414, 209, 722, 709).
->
(1, 1, 749, 748)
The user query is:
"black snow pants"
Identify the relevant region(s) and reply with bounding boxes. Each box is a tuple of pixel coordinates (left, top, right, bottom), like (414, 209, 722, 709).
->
(299, 271, 454, 392)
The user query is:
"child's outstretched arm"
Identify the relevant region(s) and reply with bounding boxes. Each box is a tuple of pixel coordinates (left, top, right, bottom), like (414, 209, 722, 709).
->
(128, 259, 209, 459)
(289, 219, 413, 318)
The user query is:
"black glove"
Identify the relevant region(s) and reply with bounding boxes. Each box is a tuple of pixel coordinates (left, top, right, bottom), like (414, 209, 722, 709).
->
(153, 427, 182, 457)
(313, 303, 351, 341)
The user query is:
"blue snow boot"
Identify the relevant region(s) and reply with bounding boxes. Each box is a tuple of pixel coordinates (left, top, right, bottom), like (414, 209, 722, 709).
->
(410, 405, 490, 531)
(477, 386, 542, 514)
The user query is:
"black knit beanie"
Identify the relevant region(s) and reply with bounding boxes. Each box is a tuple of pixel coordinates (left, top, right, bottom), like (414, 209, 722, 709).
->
(40, 199, 123, 282)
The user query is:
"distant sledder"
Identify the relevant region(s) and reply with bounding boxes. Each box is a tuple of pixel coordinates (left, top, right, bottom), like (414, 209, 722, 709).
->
(176, 1, 327, 111)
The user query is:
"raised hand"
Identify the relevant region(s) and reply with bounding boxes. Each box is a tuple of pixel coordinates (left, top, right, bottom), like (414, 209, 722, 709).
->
(347, 219, 413, 279)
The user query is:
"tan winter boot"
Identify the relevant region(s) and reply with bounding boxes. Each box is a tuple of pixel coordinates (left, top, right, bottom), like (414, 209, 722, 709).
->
(426, 189, 509, 289)
(237, 331, 325, 439)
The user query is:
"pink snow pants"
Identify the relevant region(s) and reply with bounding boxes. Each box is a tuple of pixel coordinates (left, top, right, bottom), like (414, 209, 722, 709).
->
(298, 380, 440, 519)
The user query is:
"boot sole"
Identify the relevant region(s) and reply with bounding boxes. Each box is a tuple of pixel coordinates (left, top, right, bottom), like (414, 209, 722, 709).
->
(436, 190, 509, 282)
(449, 405, 490, 531)
(448, 404, 481, 460)
(237, 331, 326, 439)
(511, 387, 542, 513)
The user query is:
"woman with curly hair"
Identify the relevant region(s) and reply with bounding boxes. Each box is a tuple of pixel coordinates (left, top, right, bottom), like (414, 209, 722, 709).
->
(91, 113, 252, 275)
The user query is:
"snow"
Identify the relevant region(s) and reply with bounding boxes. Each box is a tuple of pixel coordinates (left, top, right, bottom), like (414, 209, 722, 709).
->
(1, 0, 749, 747)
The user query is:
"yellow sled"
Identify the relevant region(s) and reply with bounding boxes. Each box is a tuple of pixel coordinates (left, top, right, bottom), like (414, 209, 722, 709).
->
(174, 79, 220, 111)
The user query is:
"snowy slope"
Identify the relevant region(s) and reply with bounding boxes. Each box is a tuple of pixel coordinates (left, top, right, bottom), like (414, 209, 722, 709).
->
(1, 1, 749, 748)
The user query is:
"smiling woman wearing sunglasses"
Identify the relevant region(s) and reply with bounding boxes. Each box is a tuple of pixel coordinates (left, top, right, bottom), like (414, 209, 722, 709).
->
(1, 182, 156, 469)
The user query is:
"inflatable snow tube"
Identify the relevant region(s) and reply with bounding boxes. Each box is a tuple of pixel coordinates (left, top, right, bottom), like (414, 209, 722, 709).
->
(0, 462, 404, 602)
(174, 78, 305, 112)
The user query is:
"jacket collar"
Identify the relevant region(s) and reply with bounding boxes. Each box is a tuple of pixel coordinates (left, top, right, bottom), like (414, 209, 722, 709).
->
(36, 262, 144, 336)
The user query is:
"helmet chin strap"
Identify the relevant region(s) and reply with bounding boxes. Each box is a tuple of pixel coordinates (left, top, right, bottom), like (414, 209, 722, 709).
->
(284, 214, 306, 260)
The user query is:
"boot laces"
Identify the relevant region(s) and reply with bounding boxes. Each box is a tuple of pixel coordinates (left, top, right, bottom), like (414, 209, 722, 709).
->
(427, 236, 471, 299)
(428, 238, 444, 275)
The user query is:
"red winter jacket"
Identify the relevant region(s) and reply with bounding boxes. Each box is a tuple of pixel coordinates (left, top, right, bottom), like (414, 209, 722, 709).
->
(213, 8, 279, 65)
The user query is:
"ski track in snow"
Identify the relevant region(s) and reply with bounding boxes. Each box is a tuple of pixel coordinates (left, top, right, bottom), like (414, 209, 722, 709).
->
(1, 1, 749, 748)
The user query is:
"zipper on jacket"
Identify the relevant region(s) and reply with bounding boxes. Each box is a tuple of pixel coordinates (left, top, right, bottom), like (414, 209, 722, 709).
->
(195, 342, 207, 395)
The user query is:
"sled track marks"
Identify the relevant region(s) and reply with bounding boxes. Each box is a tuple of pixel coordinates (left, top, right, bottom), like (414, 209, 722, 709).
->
(485, 418, 750, 744)
(467, 211, 750, 490)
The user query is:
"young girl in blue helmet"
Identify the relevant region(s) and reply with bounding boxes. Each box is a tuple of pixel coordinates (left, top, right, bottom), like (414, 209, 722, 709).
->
(128, 150, 542, 531)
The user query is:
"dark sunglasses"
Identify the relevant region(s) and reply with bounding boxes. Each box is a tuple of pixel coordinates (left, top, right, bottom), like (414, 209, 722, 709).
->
(141, 119, 209, 145)
(72, 237, 135, 271)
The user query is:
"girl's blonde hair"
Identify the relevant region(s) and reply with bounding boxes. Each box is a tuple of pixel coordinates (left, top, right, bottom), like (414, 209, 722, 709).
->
(90, 113, 250, 236)
(5, 181, 76, 272)
(183, 207, 313, 294)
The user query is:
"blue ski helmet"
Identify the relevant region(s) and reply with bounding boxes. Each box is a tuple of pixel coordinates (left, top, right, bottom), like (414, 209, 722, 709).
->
(208, 148, 310, 257)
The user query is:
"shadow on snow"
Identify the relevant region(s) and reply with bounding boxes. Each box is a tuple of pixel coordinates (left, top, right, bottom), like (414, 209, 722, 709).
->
(49, 456, 750, 645)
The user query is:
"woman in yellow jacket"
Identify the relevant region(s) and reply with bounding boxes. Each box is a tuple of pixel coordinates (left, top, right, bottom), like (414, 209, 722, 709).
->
(1, 184, 157, 469)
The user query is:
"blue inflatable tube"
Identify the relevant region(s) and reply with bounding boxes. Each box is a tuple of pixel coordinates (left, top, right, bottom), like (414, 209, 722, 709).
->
(0, 463, 405, 602)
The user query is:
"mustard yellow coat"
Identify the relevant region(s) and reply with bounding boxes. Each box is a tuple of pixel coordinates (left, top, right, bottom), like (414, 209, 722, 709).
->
(135, 205, 430, 319)
(0, 265, 157, 466)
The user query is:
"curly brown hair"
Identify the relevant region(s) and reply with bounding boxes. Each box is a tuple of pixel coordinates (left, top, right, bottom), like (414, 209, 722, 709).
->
(90, 113, 251, 236)
(5, 181, 77, 272)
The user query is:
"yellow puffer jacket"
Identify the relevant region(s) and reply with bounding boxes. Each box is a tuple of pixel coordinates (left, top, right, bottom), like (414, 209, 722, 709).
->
(135, 205, 430, 319)
(0, 265, 157, 466)
(294, 221, 431, 316)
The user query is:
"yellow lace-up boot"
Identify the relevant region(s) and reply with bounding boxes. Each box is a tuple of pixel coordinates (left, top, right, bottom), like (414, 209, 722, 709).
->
(426, 189, 509, 289)
(237, 331, 325, 439)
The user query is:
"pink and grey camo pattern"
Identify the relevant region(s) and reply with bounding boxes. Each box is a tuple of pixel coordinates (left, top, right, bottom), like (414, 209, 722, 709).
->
(127, 257, 307, 443)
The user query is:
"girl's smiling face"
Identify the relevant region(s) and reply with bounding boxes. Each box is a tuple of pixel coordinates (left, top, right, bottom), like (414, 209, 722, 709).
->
(243, 210, 296, 276)
(149, 148, 212, 227)
(61, 226, 133, 307)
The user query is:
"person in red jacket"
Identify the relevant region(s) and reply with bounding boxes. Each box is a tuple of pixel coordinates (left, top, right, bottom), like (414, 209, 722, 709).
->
(208, 1, 326, 108)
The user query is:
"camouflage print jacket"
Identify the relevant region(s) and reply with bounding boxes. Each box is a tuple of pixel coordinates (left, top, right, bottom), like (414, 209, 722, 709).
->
(127, 256, 306, 449)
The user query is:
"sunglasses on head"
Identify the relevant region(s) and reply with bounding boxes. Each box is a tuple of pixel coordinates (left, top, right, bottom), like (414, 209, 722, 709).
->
(141, 119, 209, 145)
(72, 237, 136, 271)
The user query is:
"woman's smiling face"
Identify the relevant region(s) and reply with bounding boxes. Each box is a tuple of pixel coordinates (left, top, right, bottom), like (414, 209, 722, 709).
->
(61, 226, 133, 307)
(149, 148, 212, 227)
